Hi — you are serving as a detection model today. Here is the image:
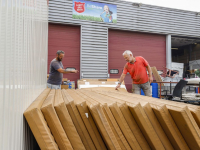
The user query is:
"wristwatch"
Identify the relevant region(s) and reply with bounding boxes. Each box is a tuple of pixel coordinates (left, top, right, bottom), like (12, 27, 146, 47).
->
(118, 82, 121, 85)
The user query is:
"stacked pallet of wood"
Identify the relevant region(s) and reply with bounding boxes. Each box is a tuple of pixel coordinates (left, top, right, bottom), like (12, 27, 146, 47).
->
(24, 88, 200, 150)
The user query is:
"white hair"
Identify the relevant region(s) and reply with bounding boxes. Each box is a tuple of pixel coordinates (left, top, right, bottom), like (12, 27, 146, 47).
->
(122, 50, 133, 56)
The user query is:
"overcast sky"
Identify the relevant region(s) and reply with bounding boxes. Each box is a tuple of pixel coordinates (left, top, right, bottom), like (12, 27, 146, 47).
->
(125, 0, 200, 12)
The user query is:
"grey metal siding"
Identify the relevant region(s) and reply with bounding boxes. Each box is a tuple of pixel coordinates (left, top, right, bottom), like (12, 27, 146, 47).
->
(81, 25, 108, 78)
(49, 0, 200, 38)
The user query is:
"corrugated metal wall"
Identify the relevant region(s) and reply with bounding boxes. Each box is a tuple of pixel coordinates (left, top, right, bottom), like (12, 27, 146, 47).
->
(49, 0, 200, 79)
(0, 0, 48, 150)
(49, 0, 200, 38)
(81, 25, 108, 78)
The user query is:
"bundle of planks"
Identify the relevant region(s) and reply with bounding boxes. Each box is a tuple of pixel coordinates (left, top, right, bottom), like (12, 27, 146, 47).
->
(24, 88, 200, 150)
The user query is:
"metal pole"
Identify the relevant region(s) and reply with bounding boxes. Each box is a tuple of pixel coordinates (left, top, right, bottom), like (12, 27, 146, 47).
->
(166, 35, 172, 69)
(170, 81, 172, 94)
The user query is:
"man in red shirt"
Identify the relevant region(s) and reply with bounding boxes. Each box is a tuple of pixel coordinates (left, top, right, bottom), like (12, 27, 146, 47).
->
(115, 50, 153, 96)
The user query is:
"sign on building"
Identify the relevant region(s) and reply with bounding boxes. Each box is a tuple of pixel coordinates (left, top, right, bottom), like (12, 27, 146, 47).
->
(73, 0, 117, 23)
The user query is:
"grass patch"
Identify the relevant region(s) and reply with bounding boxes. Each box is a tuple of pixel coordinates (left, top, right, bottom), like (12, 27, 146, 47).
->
(73, 14, 117, 23)
(73, 14, 102, 22)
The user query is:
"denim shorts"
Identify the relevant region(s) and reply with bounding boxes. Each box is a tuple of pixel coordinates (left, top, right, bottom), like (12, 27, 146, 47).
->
(47, 83, 61, 89)
(132, 82, 151, 96)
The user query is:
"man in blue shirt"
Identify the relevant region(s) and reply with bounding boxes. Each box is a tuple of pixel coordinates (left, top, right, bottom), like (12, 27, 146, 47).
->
(47, 50, 78, 89)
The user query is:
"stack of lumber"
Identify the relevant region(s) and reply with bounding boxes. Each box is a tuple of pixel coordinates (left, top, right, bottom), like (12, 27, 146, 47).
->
(24, 88, 200, 150)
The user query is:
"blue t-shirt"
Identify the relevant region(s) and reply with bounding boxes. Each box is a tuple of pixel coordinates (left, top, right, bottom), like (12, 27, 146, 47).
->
(47, 58, 63, 85)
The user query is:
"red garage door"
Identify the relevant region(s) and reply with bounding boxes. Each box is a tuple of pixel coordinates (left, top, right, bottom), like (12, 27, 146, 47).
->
(109, 29, 166, 92)
(48, 23, 80, 87)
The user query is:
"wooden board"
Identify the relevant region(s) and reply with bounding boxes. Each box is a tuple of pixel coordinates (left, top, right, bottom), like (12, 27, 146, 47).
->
(151, 67, 164, 86)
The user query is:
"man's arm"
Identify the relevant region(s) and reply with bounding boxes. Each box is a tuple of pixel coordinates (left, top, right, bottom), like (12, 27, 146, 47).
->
(167, 70, 172, 77)
(146, 65, 153, 83)
(51, 62, 79, 74)
(57, 68, 78, 74)
(115, 73, 126, 90)
(171, 72, 179, 78)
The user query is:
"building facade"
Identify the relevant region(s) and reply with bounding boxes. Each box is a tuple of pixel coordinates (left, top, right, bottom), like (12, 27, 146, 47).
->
(48, 0, 200, 91)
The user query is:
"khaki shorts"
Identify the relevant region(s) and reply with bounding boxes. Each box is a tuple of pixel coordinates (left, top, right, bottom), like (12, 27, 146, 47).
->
(132, 82, 151, 96)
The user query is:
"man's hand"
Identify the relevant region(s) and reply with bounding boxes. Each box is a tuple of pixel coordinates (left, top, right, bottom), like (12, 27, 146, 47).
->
(115, 84, 121, 90)
(115, 73, 126, 90)
(72, 70, 79, 73)
(163, 66, 167, 69)
(149, 76, 153, 83)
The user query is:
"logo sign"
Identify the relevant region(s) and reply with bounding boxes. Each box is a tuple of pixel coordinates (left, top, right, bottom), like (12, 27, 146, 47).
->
(72, 0, 117, 23)
(74, 2, 85, 13)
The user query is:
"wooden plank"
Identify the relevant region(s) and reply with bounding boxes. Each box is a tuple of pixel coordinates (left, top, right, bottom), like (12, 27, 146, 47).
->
(151, 67, 164, 86)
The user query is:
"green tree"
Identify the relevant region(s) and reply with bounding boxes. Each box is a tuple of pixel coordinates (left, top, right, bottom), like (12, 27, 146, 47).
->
(195, 69, 200, 77)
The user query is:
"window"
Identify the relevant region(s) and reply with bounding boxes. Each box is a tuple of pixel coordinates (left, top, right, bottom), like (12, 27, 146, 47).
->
(110, 69, 119, 74)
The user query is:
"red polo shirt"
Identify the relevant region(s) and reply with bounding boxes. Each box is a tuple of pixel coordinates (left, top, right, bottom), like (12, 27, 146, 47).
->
(123, 56, 149, 84)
